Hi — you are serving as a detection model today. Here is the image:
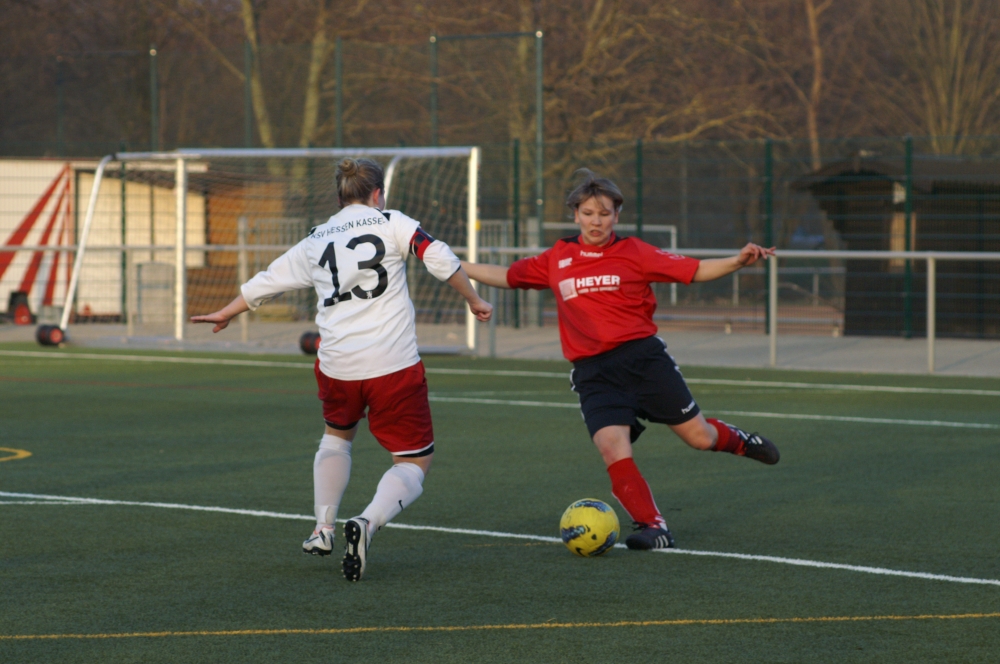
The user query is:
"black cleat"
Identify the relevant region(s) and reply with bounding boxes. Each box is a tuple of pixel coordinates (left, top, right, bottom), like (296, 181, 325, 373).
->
(625, 523, 676, 550)
(342, 517, 370, 582)
(735, 429, 780, 465)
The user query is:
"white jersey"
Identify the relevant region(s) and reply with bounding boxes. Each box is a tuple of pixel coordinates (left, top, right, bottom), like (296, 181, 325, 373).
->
(241, 204, 460, 380)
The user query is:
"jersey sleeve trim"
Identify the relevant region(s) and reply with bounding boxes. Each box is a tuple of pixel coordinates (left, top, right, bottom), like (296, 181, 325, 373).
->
(409, 227, 435, 260)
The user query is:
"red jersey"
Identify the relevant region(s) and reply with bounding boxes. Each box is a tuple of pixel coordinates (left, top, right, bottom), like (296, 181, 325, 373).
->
(506, 234, 700, 361)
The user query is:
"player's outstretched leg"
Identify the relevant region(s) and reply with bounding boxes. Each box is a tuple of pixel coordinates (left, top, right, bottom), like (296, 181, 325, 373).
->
(607, 458, 676, 550)
(707, 418, 780, 465)
(303, 434, 353, 555)
(342, 461, 426, 581)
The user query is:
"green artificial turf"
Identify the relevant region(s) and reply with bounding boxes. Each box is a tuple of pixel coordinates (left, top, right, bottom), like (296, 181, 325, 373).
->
(0, 345, 998, 662)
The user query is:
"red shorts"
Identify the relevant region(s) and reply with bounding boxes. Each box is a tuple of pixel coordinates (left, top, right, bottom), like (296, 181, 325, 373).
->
(314, 360, 435, 456)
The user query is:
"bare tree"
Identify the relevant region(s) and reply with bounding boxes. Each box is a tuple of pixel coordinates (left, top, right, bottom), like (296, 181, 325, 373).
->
(867, 0, 1000, 153)
(708, 0, 864, 168)
(158, 0, 367, 149)
(238, 0, 276, 147)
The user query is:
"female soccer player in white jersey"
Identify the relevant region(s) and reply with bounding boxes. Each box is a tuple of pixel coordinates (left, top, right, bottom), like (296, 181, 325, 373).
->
(461, 170, 778, 551)
(192, 157, 492, 581)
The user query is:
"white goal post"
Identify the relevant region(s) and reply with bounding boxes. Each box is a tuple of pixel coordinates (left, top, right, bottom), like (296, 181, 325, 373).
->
(53, 146, 482, 350)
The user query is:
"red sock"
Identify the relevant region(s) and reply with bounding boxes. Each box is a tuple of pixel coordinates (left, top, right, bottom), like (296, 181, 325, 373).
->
(707, 418, 745, 455)
(607, 458, 665, 528)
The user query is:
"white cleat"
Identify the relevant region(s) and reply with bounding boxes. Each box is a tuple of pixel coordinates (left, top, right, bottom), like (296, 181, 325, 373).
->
(342, 517, 370, 581)
(302, 526, 335, 556)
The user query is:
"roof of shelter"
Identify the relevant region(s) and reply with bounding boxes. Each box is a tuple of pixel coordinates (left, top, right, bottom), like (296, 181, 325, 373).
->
(793, 153, 1000, 192)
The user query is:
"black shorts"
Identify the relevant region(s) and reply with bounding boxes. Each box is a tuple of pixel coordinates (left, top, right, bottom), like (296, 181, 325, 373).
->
(571, 336, 700, 442)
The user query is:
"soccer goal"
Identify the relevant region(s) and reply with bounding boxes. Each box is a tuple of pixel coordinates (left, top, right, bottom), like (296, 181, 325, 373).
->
(42, 147, 481, 350)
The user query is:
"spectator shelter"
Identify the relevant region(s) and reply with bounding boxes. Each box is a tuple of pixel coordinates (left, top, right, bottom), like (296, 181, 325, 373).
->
(795, 154, 1000, 338)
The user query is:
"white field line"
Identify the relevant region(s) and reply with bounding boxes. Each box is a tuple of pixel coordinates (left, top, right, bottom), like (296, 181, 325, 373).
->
(426, 367, 568, 379)
(0, 350, 311, 369)
(709, 410, 1000, 430)
(5, 351, 998, 426)
(427, 396, 999, 430)
(3, 491, 998, 588)
(429, 396, 578, 409)
(0, 500, 84, 505)
(3, 350, 1000, 397)
(685, 378, 1000, 397)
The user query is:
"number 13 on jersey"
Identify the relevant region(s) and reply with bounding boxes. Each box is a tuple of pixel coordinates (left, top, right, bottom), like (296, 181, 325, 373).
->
(319, 234, 388, 307)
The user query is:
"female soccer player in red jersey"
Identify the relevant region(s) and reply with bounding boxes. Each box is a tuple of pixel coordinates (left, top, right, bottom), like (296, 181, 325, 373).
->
(193, 158, 492, 579)
(461, 170, 778, 550)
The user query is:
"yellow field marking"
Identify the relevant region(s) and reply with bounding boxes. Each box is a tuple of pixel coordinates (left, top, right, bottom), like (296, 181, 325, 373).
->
(3, 613, 999, 641)
(0, 448, 31, 463)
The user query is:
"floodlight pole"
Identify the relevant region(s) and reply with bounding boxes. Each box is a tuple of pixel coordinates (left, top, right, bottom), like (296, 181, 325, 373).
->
(335, 37, 344, 148)
(149, 45, 159, 151)
(429, 35, 438, 147)
(534, 29, 544, 232)
(243, 42, 253, 148)
(534, 30, 545, 327)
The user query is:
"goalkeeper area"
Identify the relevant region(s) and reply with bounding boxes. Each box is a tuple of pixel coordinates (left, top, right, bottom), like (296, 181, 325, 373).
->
(1, 344, 998, 662)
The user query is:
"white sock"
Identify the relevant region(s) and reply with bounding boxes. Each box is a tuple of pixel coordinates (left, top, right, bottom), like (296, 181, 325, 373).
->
(359, 462, 425, 535)
(313, 434, 352, 529)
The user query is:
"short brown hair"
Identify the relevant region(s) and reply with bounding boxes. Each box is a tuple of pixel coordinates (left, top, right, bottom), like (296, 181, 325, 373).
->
(565, 169, 624, 212)
(336, 157, 385, 207)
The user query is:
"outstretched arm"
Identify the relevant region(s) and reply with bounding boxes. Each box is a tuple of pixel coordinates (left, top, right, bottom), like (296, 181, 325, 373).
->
(447, 268, 493, 322)
(191, 294, 250, 333)
(195, 241, 311, 331)
(692, 243, 775, 283)
(460, 260, 511, 289)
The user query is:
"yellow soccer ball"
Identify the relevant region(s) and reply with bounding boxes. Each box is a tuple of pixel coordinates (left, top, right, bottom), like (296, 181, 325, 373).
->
(559, 499, 620, 557)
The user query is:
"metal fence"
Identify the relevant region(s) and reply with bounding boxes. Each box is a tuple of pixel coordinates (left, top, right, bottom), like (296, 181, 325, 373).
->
(474, 247, 1000, 374)
(3, 139, 999, 342)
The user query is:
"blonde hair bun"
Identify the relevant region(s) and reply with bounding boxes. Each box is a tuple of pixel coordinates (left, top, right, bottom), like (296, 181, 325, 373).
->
(338, 158, 359, 178)
(335, 157, 385, 207)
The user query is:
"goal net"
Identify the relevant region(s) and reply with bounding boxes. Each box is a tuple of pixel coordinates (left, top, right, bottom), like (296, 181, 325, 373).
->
(50, 147, 480, 350)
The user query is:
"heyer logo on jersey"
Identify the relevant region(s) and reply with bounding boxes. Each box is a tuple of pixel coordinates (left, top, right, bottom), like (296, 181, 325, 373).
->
(558, 274, 621, 300)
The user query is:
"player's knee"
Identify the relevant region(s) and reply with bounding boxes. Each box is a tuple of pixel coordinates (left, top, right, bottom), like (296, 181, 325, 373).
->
(681, 425, 716, 451)
(393, 453, 432, 477)
(592, 427, 632, 467)
(390, 460, 427, 492)
(319, 433, 352, 454)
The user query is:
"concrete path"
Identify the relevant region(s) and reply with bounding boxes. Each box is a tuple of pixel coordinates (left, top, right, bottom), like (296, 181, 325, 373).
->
(471, 325, 1000, 377)
(2, 321, 999, 377)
